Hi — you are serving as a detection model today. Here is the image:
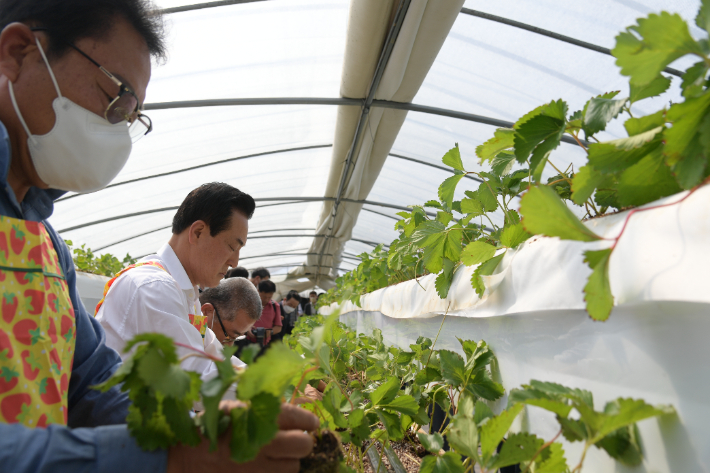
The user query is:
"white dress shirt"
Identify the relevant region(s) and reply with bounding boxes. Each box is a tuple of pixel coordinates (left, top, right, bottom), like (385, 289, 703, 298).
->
(96, 243, 245, 385)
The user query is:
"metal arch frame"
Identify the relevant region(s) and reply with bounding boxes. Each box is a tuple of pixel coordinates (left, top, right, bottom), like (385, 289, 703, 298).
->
(58, 197, 435, 233)
(56, 144, 333, 202)
(459, 8, 683, 78)
(157, 1, 683, 79)
(315, 0, 412, 283)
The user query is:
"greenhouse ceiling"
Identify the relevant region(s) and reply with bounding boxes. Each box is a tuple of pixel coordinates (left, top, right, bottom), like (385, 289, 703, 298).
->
(50, 0, 705, 292)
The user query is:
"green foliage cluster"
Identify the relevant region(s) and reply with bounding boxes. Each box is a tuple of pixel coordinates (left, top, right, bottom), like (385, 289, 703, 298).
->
(319, 4, 710, 321)
(64, 239, 136, 277)
(93, 333, 307, 462)
(287, 315, 673, 473)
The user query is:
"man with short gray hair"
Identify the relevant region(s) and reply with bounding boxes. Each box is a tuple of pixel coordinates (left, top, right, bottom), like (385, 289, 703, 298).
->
(199, 277, 262, 347)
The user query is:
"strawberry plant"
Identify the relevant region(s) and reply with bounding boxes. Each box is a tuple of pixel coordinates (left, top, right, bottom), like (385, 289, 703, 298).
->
(319, 2, 710, 321)
(64, 239, 136, 277)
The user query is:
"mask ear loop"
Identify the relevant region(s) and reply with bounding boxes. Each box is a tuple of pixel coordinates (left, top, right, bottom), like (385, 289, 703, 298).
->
(34, 39, 62, 99)
(7, 81, 35, 145)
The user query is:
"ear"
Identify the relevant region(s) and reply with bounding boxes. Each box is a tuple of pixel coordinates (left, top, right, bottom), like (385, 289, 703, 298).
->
(0, 23, 40, 83)
(201, 302, 214, 316)
(188, 220, 208, 245)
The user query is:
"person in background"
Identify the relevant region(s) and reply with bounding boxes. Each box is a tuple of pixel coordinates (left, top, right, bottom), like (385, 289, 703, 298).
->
(250, 266, 270, 287)
(278, 290, 302, 338)
(304, 290, 319, 315)
(0, 1, 317, 471)
(244, 280, 282, 358)
(199, 277, 262, 350)
(224, 266, 249, 279)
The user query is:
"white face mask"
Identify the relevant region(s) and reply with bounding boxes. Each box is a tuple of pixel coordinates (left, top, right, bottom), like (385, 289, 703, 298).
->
(310, 296, 317, 304)
(8, 39, 132, 193)
(282, 304, 295, 314)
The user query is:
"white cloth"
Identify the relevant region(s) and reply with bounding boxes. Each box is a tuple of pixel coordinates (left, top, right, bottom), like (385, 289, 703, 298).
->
(96, 242, 245, 382)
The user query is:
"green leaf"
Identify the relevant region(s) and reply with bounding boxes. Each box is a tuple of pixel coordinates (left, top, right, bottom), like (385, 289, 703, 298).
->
(535, 443, 569, 473)
(465, 370, 505, 401)
(629, 75, 671, 103)
(471, 253, 506, 298)
(136, 345, 191, 399)
(613, 12, 704, 87)
(415, 367, 442, 385)
(597, 424, 643, 467)
(322, 385, 348, 428)
(474, 400, 495, 425)
(583, 97, 628, 136)
(587, 128, 663, 173)
(571, 165, 604, 205)
(419, 452, 465, 473)
(514, 115, 566, 169)
(624, 110, 666, 136)
(681, 61, 710, 98)
(477, 129, 515, 164)
(418, 432, 445, 453)
(461, 241, 497, 266)
(617, 147, 682, 206)
(480, 404, 524, 461)
(439, 350, 467, 387)
(229, 393, 281, 463)
(237, 343, 306, 400)
(448, 416, 479, 459)
(477, 181, 499, 212)
(664, 92, 710, 188)
(507, 388, 573, 418)
(435, 258, 457, 299)
(442, 144, 465, 172)
(583, 248, 614, 321)
(439, 174, 466, 208)
(500, 223, 531, 248)
(698, 0, 710, 32)
(380, 395, 419, 416)
(489, 432, 544, 470)
(594, 398, 674, 441)
(491, 151, 516, 176)
(521, 185, 601, 242)
(436, 211, 453, 226)
(370, 377, 400, 406)
(375, 409, 404, 441)
(460, 197, 484, 216)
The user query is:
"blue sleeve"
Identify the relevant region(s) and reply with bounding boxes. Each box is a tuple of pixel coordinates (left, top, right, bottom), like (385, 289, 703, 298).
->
(0, 423, 167, 473)
(44, 223, 130, 427)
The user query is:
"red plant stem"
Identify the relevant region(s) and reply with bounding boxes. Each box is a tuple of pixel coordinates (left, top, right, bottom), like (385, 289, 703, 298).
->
(609, 176, 710, 250)
(572, 134, 588, 154)
(173, 341, 223, 363)
(290, 366, 319, 405)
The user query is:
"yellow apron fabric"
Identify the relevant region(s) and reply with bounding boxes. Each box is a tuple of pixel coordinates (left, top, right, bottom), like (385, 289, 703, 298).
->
(95, 261, 208, 337)
(0, 216, 75, 427)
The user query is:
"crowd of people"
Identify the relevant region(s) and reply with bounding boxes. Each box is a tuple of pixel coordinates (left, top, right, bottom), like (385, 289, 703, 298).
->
(0, 1, 324, 472)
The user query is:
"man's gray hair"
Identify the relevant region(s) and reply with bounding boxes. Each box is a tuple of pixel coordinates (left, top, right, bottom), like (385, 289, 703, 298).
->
(199, 277, 262, 322)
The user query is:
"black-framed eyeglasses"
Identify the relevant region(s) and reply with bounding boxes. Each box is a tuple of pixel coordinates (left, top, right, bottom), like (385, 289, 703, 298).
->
(31, 27, 152, 143)
(213, 306, 246, 345)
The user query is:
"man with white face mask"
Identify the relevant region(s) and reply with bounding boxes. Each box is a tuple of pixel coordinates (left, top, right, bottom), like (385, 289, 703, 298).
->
(0, 1, 317, 473)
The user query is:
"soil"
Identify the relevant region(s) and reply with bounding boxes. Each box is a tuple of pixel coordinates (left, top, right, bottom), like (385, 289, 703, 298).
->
(300, 430, 344, 473)
(342, 430, 427, 473)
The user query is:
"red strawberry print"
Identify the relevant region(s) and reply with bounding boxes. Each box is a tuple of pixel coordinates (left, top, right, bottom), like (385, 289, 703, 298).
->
(2, 292, 17, 323)
(27, 245, 42, 267)
(0, 366, 19, 394)
(48, 317, 57, 343)
(60, 315, 73, 343)
(38, 377, 61, 405)
(47, 293, 59, 313)
(36, 414, 48, 428)
(24, 222, 40, 236)
(13, 319, 39, 346)
(0, 232, 7, 262)
(60, 373, 69, 395)
(24, 289, 45, 315)
(0, 328, 13, 361)
(0, 270, 5, 282)
(21, 350, 42, 381)
(1, 392, 31, 423)
(49, 348, 62, 375)
(9, 225, 25, 255)
(14, 271, 38, 286)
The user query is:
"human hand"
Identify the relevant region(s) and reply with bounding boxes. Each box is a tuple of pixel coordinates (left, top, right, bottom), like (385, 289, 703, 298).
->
(166, 401, 318, 473)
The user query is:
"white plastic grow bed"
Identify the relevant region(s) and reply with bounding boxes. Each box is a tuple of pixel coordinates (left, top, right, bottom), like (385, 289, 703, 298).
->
(331, 186, 710, 472)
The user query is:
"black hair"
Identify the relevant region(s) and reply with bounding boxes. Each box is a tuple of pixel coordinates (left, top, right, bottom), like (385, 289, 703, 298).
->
(251, 267, 270, 280)
(0, 0, 166, 60)
(224, 266, 249, 279)
(258, 280, 276, 294)
(172, 183, 256, 237)
(309, 291, 317, 296)
(286, 290, 300, 302)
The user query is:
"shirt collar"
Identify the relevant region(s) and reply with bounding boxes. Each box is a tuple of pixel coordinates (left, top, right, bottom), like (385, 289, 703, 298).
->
(157, 242, 197, 292)
(0, 120, 66, 221)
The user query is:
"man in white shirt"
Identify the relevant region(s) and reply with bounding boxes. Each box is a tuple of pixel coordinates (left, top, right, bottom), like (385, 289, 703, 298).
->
(96, 182, 255, 381)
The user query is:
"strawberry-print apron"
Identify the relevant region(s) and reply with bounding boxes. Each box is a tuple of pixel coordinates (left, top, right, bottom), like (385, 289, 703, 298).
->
(95, 261, 208, 337)
(0, 216, 75, 427)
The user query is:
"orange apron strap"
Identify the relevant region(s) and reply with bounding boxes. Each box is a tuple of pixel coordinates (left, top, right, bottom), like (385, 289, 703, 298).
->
(94, 261, 166, 316)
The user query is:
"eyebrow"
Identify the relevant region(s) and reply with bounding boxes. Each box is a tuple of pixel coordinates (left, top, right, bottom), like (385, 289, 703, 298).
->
(236, 238, 246, 247)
